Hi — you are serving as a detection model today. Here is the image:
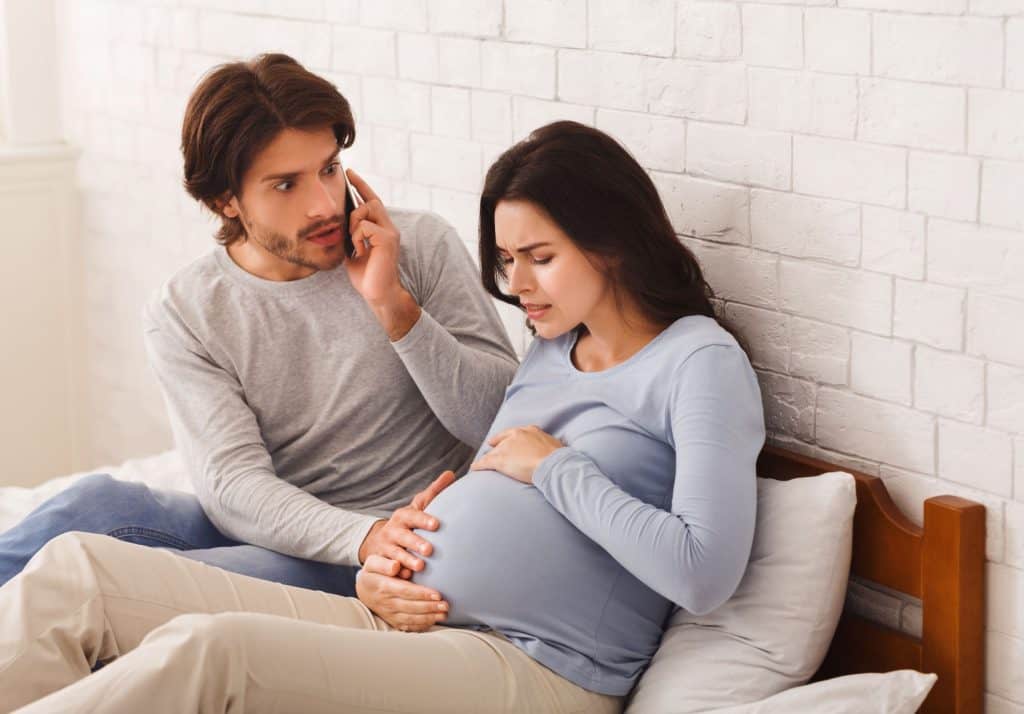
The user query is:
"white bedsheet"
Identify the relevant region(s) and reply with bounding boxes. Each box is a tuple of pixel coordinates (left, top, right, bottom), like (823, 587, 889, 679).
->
(0, 451, 190, 533)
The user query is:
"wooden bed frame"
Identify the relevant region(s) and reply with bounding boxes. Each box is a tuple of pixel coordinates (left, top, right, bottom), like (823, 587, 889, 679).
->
(757, 445, 986, 714)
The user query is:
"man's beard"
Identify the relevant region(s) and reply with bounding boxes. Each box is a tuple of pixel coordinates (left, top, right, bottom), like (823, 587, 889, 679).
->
(241, 211, 346, 272)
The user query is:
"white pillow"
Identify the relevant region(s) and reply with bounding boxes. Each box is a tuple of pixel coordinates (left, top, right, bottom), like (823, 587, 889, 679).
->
(626, 472, 856, 713)
(708, 670, 937, 714)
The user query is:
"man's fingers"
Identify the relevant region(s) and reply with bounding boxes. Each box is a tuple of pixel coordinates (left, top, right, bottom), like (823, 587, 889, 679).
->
(392, 506, 439, 532)
(385, 598, 449, 616)
(362, 554, 400, 577)
(388, 545, 424, 572)
(349, 219, 384, 259)
(426, 470, 456, 498)
(393, 613, 446, 632)
(382, 577, 444, 602)
(411, 470, 456, 510)
(392, 527, 433, 558)
(348, 202, 371, 231)
(346, 168, 381, 204)
(375, 593, 448, 632)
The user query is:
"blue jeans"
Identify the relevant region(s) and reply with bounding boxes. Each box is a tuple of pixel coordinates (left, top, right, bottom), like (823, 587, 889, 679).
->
(0, 474, 357, 595)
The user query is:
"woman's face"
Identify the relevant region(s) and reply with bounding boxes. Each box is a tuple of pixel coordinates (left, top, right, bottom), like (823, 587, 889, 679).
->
(493, 199, 612, 339)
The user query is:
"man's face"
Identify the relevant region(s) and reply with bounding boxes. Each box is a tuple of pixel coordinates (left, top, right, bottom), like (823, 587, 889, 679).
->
(223, 126, 349, 281)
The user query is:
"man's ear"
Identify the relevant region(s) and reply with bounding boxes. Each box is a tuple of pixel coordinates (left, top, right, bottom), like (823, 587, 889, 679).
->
(213, 193, 240, 219)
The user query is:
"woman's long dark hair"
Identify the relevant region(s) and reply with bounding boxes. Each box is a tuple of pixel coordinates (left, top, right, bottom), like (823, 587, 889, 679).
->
(479, 121, 718, 333)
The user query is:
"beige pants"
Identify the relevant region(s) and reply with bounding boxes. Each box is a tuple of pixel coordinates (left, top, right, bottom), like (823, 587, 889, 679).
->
(0, 532, 622, 714)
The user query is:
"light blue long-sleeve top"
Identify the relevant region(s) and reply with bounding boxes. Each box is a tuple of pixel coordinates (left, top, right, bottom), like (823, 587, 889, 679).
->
(413, 315, 766, 696)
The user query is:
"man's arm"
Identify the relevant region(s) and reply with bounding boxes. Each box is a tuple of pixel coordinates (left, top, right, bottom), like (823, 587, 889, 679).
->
(344, 170, 519, 448)
(143, 309, 380, 566)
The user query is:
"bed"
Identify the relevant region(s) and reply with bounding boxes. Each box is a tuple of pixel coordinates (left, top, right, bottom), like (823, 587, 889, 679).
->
(757, 446, 985, 714)
(0, 445, 985, 713)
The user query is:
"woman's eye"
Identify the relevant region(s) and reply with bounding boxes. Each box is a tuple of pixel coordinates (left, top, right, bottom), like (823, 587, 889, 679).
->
(274, 181, 293, 192)
(323, 162, 340, 176)
(532, 256, 553, 265)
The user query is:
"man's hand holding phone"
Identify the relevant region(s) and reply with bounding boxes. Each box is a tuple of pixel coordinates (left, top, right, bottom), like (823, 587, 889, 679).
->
(343, 169, 422, 341)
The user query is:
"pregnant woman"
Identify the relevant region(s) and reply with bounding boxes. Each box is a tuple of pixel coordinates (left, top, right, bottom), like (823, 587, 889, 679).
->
(0, 122, 764, 714)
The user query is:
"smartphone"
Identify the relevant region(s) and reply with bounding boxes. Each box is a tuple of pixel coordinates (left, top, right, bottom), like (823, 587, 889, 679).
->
(342, 169, 364, 258)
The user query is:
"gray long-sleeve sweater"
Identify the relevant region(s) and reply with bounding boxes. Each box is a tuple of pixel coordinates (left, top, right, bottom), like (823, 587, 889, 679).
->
(142, 209, 518, 566)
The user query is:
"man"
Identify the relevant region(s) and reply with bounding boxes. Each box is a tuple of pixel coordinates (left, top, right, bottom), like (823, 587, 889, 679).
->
(0, 53, 517, 610)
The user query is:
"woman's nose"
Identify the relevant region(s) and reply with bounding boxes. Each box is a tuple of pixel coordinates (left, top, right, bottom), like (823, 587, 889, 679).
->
(507, 262, 529, 295)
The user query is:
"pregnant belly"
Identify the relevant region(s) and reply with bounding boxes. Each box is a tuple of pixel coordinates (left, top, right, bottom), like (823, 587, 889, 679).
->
(412, 470, 613, 630)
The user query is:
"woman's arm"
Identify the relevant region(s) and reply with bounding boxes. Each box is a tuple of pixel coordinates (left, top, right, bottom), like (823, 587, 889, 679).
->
(532, 345, 765, 615)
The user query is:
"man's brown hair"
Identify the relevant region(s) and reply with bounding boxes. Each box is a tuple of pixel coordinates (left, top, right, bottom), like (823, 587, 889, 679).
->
(181, 53, 356, 246)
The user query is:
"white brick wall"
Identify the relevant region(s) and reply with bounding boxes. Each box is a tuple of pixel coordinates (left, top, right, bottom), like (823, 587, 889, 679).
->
(742, 5, 803, 69)
(893, 278, 965, 351)
(793, 136, 906, 207)
(858, 78, 965, 152)
(1015, 438, 1024, 500)
(589, 0, 675, 56)
(788, 317, 849, 386)
(686, 123, 791, 189)
(804, 9, 869, 75)
(915, 347, 985, 424)
(53, 0, 1024, 705)
(908, 152, 979, 222)
(939, 420, 1014, 496)
(779, 260, 892, 334)
(748, 69, 857, 139)
(676, 1, 741, 60)
(861, 207, 925, 279)
(850, 333, 912, 405)
(982, 160, 1024, 230)
(654, 173, 748, 242)
(750, 190, 859, 265)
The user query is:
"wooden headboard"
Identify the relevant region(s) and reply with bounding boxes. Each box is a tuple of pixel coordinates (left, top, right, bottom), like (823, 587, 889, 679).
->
(757, 445, 986, 714)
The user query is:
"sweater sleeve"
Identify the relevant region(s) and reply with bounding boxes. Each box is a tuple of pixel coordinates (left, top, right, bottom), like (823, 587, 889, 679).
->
(391, 218, 519, 449)
(143, 308, 380, 567)
(532, 344, 765, 615)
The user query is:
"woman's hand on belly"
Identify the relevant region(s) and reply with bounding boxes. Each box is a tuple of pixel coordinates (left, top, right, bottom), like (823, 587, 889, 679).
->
(356, 554, 450, 632)
(470, 425, 563, 484)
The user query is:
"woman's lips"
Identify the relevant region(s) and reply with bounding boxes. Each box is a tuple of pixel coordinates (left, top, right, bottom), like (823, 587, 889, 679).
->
(523, 303, 551, 320)
(308, 226, 342, 247)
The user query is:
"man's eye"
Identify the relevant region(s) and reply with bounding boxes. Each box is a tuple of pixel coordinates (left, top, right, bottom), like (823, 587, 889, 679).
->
(274, 181, 293, 192)
(323, 162, 340, 176)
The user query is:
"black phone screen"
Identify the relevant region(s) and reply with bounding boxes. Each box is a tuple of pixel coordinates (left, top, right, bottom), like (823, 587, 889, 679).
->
(343, 187, 357, 258)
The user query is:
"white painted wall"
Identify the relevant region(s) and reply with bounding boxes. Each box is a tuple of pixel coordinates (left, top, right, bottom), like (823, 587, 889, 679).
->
(0, 0, 62, 144)
(0, 0, 81, 485)
(44, 0, 1023, 707)
(0, 146, 80, 487)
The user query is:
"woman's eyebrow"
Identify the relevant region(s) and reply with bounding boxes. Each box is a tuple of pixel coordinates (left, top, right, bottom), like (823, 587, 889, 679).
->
(499, 242, 551, 254)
